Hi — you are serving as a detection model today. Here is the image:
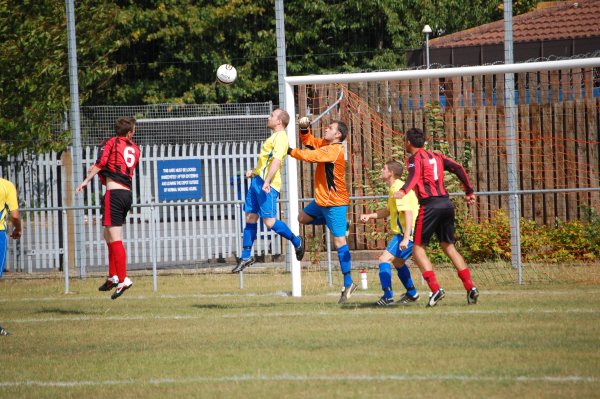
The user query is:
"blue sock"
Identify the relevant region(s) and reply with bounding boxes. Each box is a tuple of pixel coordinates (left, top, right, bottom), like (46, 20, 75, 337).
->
(337, 244, 353, 286)
(271, 220, 301, 248)
(308, 216, 326, 226)
(379, 262, 393, 298)
(0, 233, 6, 278)
(396, 264, 417, 297)
(241, 223, 257, 259)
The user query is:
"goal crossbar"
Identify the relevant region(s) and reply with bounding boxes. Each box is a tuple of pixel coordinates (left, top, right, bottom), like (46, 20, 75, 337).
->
(285, 57, 600, 85)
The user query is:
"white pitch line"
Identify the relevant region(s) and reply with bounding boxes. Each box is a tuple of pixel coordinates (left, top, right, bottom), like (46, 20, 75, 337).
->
(4, 308, 599, 324)
(0, 374, 597, 388)
(1, 289, 599, 303)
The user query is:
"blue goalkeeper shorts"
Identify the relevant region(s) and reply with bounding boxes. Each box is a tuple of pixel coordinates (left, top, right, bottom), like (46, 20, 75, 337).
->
(303, 200, 348, 237)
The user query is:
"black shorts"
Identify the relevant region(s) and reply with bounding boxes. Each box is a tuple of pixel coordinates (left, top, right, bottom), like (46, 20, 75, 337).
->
(101, 189, 132, 227)
(413, 197, 456, 246)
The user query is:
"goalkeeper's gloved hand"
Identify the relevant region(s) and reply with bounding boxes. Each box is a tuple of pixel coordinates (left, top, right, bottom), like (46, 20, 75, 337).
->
(298, 116, 310, 133)
(287, 147, 294, 155)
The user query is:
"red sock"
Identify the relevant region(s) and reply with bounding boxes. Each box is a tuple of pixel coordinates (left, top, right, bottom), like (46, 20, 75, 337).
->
(422, 270, 440, 292)
(107, 243, 117, 278)
(111, 241, 127, 283)
(457, 268, 474, 291)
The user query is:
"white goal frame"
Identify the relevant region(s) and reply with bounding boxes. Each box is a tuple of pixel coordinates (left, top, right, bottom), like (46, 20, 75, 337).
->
(284, 57, 600, 297)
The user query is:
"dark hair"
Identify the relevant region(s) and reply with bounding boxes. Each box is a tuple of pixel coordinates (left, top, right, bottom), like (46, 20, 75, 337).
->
(333, 120, 348, 142)
(405, 127, 425, 148)
(275, 109, 290, 128)
(384, 160, 404, 178)
(115, 117, 136, 137)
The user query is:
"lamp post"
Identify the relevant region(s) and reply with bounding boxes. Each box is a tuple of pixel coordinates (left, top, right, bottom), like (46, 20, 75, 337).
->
(422, 24, 432, 69)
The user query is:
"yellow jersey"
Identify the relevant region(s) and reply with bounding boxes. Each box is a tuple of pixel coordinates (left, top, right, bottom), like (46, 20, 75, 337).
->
(0, 178, 19, 231)
(252, 130, 288, 192)
(388, 179, 419, 237)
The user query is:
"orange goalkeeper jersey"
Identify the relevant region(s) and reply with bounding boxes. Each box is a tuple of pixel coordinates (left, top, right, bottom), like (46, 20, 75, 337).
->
(289, 130, 349, 207)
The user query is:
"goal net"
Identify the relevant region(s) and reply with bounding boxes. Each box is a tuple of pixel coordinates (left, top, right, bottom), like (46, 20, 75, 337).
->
(284, 57, 600, 296)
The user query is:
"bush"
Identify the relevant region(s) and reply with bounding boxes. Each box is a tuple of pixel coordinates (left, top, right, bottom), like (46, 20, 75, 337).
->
(453, 209, 600, 264)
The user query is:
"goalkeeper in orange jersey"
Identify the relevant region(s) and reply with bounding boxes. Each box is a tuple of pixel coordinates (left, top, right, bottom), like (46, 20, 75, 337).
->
(288, 117, 356, 304)
(360, 160, 421, 306)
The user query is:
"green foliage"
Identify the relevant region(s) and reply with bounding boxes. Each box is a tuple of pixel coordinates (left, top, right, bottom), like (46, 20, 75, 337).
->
(448, 209, 600, 264)
(1, 0, 543, 156)
(305, 232, 326, 266)
(0, 0, 123, 157)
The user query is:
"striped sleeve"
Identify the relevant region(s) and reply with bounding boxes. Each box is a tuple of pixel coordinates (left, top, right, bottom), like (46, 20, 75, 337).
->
(442, 155, 474, 195)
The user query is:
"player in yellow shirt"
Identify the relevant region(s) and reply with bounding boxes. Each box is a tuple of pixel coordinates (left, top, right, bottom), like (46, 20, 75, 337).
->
(0, 178, 21, 280)
(360, 161, 420, 306)
(232, 109, 304, 273)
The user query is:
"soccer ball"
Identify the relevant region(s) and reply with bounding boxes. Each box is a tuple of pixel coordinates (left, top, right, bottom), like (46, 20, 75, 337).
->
(216, 64, 237, 84)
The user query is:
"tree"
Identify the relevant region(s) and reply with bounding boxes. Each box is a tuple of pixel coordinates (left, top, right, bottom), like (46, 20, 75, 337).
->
(93, 0, 279, 105)
(97, 0, 522, 105)
(0, 0, 122, 157)
(2, 0, 539, 155)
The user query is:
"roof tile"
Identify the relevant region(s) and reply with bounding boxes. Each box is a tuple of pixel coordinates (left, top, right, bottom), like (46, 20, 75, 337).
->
(430, 0, 600, 48)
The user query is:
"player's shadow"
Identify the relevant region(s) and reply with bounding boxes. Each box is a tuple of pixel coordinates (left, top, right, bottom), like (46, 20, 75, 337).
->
(339, 302, 411, 310)
(339, 302, 378, 309)
(36, 307, 91, 315)
(191, 302, 281, 310)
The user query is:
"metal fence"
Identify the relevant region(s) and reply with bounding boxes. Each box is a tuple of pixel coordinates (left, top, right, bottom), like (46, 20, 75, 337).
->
(79, 102, 273, 146)
(2, 101, 288, 275)
(3, 141, 286, 275)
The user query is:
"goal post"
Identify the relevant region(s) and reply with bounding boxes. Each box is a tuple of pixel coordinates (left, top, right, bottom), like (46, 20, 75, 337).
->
(284, 83, 302, 297)
(284, 57, 600, 297)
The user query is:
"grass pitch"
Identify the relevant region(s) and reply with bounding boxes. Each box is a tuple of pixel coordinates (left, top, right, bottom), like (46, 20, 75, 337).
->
(1, 272, 599, 399)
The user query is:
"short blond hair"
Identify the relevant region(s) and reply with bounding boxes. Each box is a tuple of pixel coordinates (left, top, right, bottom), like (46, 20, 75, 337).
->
(385, 160, 404, 178)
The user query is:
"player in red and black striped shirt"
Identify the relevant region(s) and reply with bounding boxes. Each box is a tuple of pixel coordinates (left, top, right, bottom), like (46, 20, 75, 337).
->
(76, 117, 140, 300)
(395, 127, 479, 307)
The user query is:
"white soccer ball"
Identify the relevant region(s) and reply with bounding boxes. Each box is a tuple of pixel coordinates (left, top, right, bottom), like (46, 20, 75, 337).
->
(216, 64, 237, 84)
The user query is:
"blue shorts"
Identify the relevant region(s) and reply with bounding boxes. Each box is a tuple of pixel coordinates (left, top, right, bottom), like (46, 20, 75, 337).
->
(244, 176, 279, 218)
(385, 234, 414, 260)
(303, 200, 348, 237)
(0, 231, 7, 277)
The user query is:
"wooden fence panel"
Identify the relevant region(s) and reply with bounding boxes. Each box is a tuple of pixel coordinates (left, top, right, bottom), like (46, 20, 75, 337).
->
(587, 98, 600, 207)
(475, 106, 489, 219)
(529, 103, 545, 224)
(564, 101, 578, 219)
(540, 71, 549, 105)
(575, 98, 590, 213)
(542, 103, 556, 221)
(496, 105, 508, 210)
(519, 104, 533, 220)
(553, 102, 567, 220)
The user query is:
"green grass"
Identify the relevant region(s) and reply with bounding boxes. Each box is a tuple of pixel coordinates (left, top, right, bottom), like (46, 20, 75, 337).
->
(1, 272, 599, 399)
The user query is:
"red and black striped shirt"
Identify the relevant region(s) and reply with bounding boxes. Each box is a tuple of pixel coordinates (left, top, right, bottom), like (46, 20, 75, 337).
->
(95, 136, 140, 189)
(400, 148, 474, 203)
